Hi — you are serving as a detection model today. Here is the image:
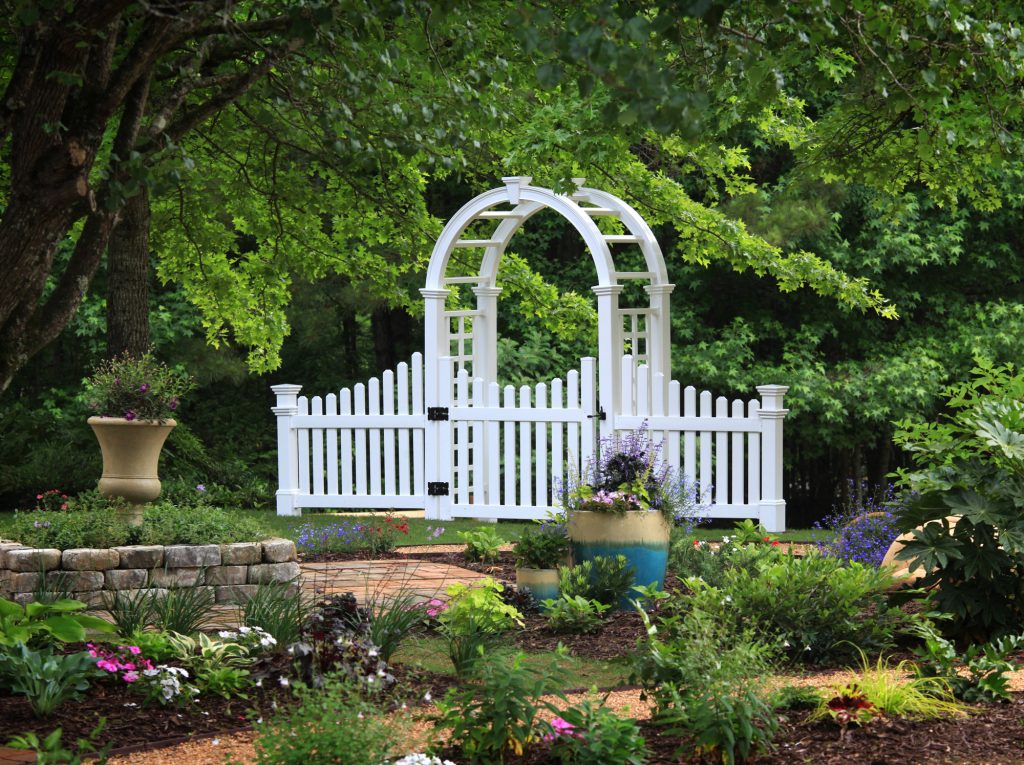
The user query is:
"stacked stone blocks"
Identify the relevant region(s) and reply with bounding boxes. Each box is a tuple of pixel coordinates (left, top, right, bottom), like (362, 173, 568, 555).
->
(0, 539, 299, 606)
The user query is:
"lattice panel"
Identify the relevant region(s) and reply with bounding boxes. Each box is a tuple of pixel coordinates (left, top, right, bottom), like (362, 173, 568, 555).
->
(619, 309, 650, 362)
(446, 312, 475, 375)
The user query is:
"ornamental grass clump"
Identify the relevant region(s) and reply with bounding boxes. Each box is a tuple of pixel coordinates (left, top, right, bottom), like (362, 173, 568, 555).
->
(84, 351, 193, 422)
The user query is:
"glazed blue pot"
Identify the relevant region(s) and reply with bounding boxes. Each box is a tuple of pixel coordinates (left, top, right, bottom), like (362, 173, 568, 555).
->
(567, 510, 670, 610)
(515, 568, 560, 607)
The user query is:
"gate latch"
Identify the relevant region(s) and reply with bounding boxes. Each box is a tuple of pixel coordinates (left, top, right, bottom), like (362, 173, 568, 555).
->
(427, 407, 450, 421)
(427, 482, 450, 496)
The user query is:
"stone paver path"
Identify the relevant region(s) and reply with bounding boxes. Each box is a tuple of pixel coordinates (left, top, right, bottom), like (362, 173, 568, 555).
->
(299, 558, 488, 604)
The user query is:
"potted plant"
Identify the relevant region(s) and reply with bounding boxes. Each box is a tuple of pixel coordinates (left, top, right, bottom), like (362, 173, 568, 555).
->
(512, 523, 569, 603)
(563, 427, 703, 604)
(84, 352, 193, 524)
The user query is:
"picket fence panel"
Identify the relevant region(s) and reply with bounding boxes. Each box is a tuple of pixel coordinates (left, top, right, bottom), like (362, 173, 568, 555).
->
(271, 353, 787, 529)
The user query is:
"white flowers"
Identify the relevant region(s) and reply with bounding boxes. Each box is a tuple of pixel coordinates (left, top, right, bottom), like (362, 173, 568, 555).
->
(142, 665, 197, 704)
(279, 677, 290, 687)
(386, 756, 457, 765)
(220, 625, 277, 654)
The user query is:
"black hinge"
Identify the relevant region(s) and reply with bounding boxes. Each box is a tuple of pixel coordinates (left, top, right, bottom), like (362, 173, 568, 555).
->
(427, 481, 450, 496)
(588, 407, 607, 421)
(427, 407, 450, 421)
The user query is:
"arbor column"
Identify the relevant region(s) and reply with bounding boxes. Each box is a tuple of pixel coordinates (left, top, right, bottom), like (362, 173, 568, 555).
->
(644, 283, 675, 403)
(471, 286, 501, 387)
(592, 284, 623, 443)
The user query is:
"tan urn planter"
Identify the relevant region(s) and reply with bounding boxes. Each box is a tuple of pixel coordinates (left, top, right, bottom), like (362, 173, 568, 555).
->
(515, 567, 560, 605)
(567, 510, 670, 609)
(880, 514, 962, 586)
(88, 417, 176, 524)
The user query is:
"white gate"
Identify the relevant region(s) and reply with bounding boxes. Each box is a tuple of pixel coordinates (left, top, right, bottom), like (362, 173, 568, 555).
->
(272, 178, 789, 530)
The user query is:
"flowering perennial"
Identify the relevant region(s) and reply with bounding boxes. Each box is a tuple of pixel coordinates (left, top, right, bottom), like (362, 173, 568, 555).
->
(87, 643, 152, 683)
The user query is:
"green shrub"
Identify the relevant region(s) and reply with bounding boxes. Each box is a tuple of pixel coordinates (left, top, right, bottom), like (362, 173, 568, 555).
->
(551, 700, 648, 765)
(894, 361, 1024, 640)
(668, 531, 778, 588)
(253, 676, 401, 765)
(513, 525, 568, 569)
(632, 605, 778, 765)
(681, 550, 910, 664)
(458, 528, 504, 563)
(439, 578, 524, 636)
(559, 556, 635, 607)
(9, 505, 131, 549)
(911, 621, 1024, 702)
(6, 719, 112, 765)
(770, 684, 823, 710)
(139, 502, 267, 545)
(541, 594, 609, 634)
(0, 645, 97, 717)
(104, 589, 154, 637)
(434, 650, 567, 763)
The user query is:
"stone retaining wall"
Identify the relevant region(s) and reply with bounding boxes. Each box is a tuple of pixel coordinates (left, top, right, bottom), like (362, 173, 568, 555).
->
(0, 538, 299, 606)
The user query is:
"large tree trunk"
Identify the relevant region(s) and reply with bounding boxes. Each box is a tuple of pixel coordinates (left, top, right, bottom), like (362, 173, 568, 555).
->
(106, 186, 152, 358)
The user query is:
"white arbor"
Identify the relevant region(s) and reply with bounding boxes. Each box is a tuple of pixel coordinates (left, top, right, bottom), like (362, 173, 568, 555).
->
(272, 177, 789, 529)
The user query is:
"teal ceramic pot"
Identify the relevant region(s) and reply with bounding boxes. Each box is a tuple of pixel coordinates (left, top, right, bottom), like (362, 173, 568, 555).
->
(567, 510, 670, 609)
(515, 567, 560, 605)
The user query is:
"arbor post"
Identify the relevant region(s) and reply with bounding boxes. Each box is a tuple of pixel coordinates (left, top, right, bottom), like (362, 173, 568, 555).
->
(271, 384, 303, 516)
(757, 385, 789, 532)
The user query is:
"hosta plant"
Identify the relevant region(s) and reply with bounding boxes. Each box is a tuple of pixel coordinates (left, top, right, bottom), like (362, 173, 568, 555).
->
(0, 597, 113, 647)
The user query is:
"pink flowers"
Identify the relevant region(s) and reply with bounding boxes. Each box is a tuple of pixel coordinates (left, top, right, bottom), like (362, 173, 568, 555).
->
(543, 717, 580, 741)
(425, 598, 448, 618)
(88, 643, 153, 683)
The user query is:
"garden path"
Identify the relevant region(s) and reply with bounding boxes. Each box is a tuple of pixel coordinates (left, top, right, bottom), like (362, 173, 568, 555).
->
(298, 557, 489, 604)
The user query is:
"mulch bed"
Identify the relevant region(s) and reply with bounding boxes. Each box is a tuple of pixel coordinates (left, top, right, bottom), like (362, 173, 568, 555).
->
(0, 681, 290, 753)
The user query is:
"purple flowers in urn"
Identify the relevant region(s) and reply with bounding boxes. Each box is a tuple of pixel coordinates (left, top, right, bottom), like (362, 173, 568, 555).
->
(83, 351, 194, 422)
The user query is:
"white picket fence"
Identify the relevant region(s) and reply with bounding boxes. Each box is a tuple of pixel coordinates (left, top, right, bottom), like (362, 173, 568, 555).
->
(271, 353, 788, 530)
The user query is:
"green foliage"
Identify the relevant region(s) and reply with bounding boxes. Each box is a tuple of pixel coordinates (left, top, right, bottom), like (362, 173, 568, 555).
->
(104, 589, 155, 637)
(770, 684, 823, 711)
(362, 588, 427, 663)
(434, 650, 568, 764)
(911, 621, 1024, 703)
(513, 525, 568, 569)
(242, 580, 307, 646)
(0, 645, 97, 717)
(196, 665, 251, 700)
(83, 352, 193, 421)
(9, 506, 132, 549)
(458, 528, 504, 563)
(894, 361, 1024, 640)
(149, 583, 214, 635)
(440, 579, 524, 636)
(6, 718, 112, 765)
(541, 594, 609, 634)
(550, 699, 648, 765)
(656, 681, 779, 765)
(0, 598, 113, 647)
(633, 599, 778, 765)
(681, 549, 910, 664)
(558, 556, 635, 607)
(669, 534, 778, 589)
(138, 502, 268, 545)
(122, 630, 178, 662)
(252, 677, 401, 765)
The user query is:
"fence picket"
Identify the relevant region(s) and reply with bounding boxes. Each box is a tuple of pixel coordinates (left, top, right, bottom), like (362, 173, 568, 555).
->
(412, 354, 424, 496)
(667, 381, 681, 474)
(311, 396, 324, 496)
(551, 377, 564, 502)
(567, 369, 580, 477)
(731, 399, 745, 505)
(340, 389, 353, 495)
(683, 386, 697, 484)
(699, 391, 712, 502)
(354, 384, 367, 495)
(397, 363, 410, 495)
(636, 364, 650, 418)
(456, 370, 470, 505)
(472, 376, 484, 506)
(747, 400, 761, 505)
(297, 396, 310, 495)
(486, 382, 501, 504)
(581, 358, 597, 474)
(519, 385, 532, 506)
(620, 354, 635, 416)
(503, 385, 516, 505)
(369, 378, 382, 495)
(536, 382, 548, 506)
(383, 371, 396, 495)
(325, 394, 338, 495)
(715, 396, 728, 504)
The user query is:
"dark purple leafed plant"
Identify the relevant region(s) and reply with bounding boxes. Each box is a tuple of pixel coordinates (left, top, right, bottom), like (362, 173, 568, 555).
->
(815, 482, 905, 567)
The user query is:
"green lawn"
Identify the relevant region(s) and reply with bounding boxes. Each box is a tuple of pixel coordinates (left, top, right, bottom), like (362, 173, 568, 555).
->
(391, 636, 633, 690)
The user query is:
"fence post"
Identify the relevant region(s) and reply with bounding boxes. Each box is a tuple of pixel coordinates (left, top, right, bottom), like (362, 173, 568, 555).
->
(756, 385, 789, 532)
(271, 384, 303, 517)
